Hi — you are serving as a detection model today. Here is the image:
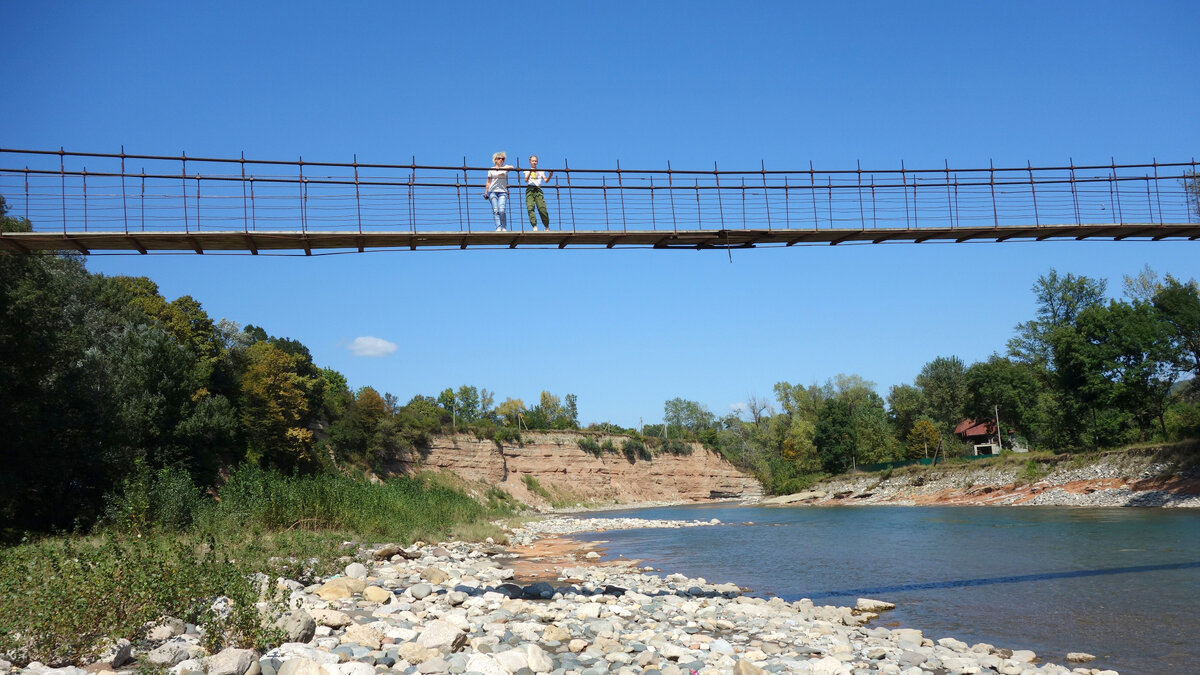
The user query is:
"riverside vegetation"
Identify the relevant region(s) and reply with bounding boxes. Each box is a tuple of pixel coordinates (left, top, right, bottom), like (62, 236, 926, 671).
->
(0, 466, 518, 666)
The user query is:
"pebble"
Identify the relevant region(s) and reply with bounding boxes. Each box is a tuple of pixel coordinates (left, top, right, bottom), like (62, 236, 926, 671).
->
(8, 515, 1117, 675)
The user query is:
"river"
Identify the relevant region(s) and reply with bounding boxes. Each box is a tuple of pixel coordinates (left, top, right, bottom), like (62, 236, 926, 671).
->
(570, 503, 1200, 674)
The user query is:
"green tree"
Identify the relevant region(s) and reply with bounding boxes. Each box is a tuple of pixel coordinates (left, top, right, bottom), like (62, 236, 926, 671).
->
(965, 355, 1045, 445)
(915, 356, 969, 431)
(1009, 270, 1107, 368)
(1153, 276, 1200, 383)
(663, 397, 716, 433)
(318, 367, 352, 420)
(906, 417, 941, 459)
(1050, 314, 1124, 448)
(1084, 301, 1183, 437)
(455, 385, 482, 422)
(564, 393, 580, 428)
(1122, 265, 1164, 304)
(813, 398, 855, 474)
(772, 381, 829, 472)
(886, 383, 926, 440)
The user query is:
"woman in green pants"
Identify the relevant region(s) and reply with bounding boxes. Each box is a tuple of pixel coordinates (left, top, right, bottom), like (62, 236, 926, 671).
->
(524, 155, 553, 231)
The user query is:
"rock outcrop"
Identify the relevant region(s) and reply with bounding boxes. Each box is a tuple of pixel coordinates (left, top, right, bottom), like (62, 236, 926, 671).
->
(384, 432, 762, 506)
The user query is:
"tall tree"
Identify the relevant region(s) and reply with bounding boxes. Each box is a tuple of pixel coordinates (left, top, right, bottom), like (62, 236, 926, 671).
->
(772, 381, 830, 473)
(886, 383, 926, 439)
(1153, 277, 1200, 383)
(1085, 301, 1183, 437)
(965, 355, 1045, 444)
(663, 397, 715, 432)
(915, 356, 969, 430)
(1009, 270, 1107, 368)
(813, 398, 855, 474)
(238, 341, 318, 472)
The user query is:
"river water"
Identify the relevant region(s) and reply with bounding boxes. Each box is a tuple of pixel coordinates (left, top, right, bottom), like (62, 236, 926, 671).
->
(570, 503, 1200, 674)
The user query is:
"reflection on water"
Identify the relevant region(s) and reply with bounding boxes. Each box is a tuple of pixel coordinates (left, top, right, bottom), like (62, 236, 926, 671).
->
(572, 504, 1200, 675)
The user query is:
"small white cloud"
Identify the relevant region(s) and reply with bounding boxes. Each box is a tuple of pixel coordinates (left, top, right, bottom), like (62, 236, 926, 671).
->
(729, 402, 747, 413)
(348, 336, 397, 357)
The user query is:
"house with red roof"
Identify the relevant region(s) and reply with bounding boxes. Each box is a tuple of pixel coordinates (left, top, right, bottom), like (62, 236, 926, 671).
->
(954, 418, 1001, 455)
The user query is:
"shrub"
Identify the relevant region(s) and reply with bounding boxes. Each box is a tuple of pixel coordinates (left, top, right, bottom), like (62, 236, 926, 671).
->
(0, 535, 285, 666)
(622, 438, 650, 462)
(101, 463, 205, 535)
(661, 439, 693, 456)
(578, 437, 602, 457)
(600, 439, 617, 454)
(522, 474, 554, 502)
(1019, 459, 1050, 483)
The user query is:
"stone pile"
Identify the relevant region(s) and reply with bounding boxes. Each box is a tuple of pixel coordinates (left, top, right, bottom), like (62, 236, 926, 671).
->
(15, 516, 1118, 675)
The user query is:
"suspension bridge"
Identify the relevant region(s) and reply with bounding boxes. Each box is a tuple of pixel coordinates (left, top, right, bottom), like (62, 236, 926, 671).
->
(1, 148, 1196, 255)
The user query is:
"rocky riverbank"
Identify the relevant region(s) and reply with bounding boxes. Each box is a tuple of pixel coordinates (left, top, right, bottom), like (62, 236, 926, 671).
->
(13, 516, 1118, 675)
(763, 450, 1200, 508)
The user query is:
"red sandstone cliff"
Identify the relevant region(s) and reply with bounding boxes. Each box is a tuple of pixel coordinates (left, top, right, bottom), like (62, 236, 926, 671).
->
(385, 432, 762, 506)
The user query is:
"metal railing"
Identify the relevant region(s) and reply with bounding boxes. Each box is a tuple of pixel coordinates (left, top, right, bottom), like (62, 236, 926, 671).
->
(1, 147, 1196, 244)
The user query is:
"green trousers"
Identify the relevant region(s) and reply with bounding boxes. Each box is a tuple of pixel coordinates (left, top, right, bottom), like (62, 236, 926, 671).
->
(526, 187, 550, 228)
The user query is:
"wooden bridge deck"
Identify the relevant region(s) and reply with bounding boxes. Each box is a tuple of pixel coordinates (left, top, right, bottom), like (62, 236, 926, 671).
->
(2, 223, 1197, 255)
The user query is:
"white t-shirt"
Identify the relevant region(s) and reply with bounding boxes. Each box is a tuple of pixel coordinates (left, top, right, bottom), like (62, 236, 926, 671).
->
(525, 170, 548, 188)
(488, 168, 509, 193)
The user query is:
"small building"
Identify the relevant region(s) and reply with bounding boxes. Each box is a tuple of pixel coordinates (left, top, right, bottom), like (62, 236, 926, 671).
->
(954, 419, 1000, 455)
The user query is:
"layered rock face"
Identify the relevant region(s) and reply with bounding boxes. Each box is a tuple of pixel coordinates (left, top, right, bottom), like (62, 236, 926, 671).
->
(385, 432, 762, 505)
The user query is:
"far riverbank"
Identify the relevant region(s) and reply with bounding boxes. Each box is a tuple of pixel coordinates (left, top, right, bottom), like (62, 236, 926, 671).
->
(761, 447, 1200, 508)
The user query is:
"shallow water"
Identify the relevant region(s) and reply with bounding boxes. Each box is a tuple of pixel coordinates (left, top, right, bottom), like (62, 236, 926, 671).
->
(572, 503, 1200, 674)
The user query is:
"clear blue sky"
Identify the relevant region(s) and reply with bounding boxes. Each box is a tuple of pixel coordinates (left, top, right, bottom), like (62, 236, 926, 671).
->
(4, 1, 1199, 427)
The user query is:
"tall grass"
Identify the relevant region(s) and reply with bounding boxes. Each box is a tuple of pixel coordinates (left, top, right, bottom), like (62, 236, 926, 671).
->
(196, 465, 491, 541)
(2, 464, 513, 667)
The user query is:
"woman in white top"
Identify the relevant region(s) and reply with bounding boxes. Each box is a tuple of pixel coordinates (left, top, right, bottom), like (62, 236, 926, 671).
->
(484, 151, 514, 231)
(524, 155, 553, 231)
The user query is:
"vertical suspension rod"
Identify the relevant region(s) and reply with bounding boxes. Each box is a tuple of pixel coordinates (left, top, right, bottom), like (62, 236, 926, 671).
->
(121, 146, 128, 234)
(762, 160, 772, 231)
(809, 161, 818, 228)
(617, 159, 627, 232)
(714, 161, 726, 230)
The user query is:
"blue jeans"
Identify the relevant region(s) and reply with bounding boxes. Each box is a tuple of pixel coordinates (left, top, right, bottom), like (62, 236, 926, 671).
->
(488, 191, 508, 231)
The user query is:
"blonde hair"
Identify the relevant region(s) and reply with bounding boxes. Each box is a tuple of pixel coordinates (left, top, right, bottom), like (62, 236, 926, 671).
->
(492, 151, 506, 161)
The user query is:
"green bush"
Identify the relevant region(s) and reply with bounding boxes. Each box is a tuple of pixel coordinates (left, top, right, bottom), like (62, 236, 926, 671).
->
(0, 535, 284, 666)
(521, 474, 554, 502)
(661, 438, 693, 456)
(622, 438, 650, 462)
(578, 437, 602, 457)
(1019, 459, 1050, 483)
(600, 439, 617, 454)
(102, 463, 204, 535)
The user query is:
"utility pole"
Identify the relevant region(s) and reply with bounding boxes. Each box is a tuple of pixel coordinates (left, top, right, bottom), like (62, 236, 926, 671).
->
(994, 404, 1002, 452)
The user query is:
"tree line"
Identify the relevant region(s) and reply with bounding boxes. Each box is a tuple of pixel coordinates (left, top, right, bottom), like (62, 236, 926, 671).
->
(646, 267, 1200, 493)
(0, 197, 587, 536)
